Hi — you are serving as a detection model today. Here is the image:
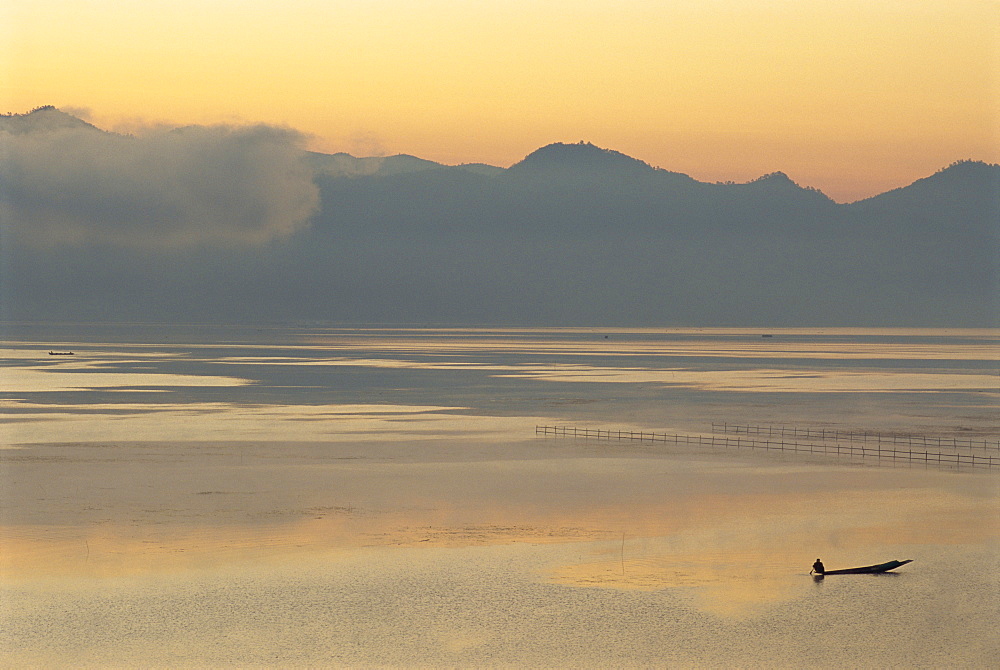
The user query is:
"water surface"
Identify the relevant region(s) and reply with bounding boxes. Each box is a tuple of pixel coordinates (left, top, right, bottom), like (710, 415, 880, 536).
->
(1, 325, 997, 667)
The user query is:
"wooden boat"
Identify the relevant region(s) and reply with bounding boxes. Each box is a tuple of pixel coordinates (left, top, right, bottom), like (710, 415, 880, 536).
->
(48, 351, 74, 355)
(818, 559, 912, 576)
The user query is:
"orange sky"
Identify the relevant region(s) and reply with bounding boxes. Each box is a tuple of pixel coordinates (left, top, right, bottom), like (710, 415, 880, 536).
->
(3, 0, 997, 201)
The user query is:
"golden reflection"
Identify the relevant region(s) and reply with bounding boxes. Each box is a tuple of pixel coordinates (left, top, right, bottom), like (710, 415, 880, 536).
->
(0, 514, 615, 583)
(206, 342, 1000, 363)
(287, 328, 999, 362)
(546, 485, 998, 615)
(0, 400, 543, 444)
(4, 463, 993, 621)
(499, 367, 999, 393)
(6, 329, 997, 364)
(284, 339, 999, 362)
(552, 552, 804, 617)
(0, 366, 249, 392)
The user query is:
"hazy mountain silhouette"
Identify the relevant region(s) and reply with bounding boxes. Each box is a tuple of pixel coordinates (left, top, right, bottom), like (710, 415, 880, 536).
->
(2, 109, 997, 326)
(507, 141, 658, 178)
(309, 152, 505, 179)
(0, 105, 101, 134)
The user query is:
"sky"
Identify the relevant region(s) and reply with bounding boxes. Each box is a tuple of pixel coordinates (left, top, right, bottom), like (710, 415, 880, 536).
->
(3, 0, 998, 202)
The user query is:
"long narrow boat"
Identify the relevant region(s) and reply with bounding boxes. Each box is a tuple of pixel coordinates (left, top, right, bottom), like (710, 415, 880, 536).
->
(819, 559, 912, 575)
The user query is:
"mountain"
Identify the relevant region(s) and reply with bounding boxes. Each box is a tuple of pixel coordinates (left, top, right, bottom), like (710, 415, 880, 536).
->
(256, 150, 998, 325)
(2, 108, 997, 326)
(853, 160, 998, 208)
(507, 141, 656, 176)
(504, 142, 700, 193)
(0, 105, 102, 134)
(848, 160, 1000, 237)
(309, 152, 505, 179)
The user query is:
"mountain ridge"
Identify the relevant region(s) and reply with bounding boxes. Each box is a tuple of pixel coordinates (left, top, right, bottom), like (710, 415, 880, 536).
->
(3, 107, 997, 326)
(507, 141, 656, 174)
(6, 107, 995, 202)
(0, 105, 103, 134)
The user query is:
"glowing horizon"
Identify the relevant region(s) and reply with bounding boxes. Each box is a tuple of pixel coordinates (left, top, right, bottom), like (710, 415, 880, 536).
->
(4, 0, 997, 202)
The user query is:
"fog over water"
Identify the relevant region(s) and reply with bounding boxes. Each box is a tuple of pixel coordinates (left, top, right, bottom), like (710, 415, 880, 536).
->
(1, 325, 997, 667)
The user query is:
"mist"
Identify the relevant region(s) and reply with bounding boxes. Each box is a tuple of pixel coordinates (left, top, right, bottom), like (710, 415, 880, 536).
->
(1, 108, 318, 249)
(2, 111, 997, 327)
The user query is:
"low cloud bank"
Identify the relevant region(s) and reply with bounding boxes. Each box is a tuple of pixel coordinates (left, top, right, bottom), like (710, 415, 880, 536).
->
(2, 113, 319, 248)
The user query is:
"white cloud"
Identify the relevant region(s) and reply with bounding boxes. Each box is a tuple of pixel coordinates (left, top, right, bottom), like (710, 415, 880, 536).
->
(2, 116, 320, 248)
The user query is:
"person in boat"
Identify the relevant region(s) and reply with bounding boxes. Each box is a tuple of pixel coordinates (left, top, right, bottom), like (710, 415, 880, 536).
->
(812, 558, 825, 574)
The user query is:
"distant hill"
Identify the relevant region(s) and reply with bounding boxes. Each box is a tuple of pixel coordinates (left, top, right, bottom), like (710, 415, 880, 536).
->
(504, 142, 700, 192)
(309, 152, 442, 178)
(309, 152, 504, 179)
(849, 160, 1000, 236)
(0, 105, 102, 134)
(852, 160, 999, 208)
(3, 108, 997, 326)
(507, 141, 656, 175)
(270, 146, 999, 326)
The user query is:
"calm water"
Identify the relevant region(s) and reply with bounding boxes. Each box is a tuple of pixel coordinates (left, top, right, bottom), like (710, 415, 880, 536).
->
(1, 325, 998, 667)
(2, 323, 998, 442)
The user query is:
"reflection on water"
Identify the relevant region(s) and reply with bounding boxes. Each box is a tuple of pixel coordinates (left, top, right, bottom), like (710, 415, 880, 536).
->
(548, 483, 996, 616)
(0, 400, 532, 443)
(0, 366, 249, 392)
(1, 325, 998, 666)
(499, 365, 999, 393)
(2, 326, 998, 444)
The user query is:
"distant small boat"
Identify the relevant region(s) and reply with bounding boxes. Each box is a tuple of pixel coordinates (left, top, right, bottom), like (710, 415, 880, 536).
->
(48, 351, 74, 355)
(816, 559, 912, 576)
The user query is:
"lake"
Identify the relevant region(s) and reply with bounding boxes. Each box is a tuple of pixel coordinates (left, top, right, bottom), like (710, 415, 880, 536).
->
(2, 325, 997, 667)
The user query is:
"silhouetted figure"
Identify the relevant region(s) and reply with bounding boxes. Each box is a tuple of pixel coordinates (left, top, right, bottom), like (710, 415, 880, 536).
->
(812, 558, 825, 574)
